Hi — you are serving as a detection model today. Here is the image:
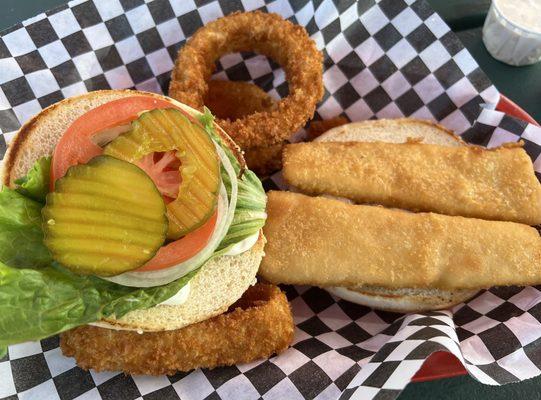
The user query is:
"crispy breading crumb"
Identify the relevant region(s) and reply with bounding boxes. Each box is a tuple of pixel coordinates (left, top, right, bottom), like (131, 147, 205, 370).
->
(60, 284, 294, 375)
(205, 80, 277, 122)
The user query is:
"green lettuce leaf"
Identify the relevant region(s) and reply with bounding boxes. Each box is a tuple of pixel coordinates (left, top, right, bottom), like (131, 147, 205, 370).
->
(14, 156, 51, 203)
(198, 108, 267, 255)
(0, 187, 52, 268)
(0, 262, 195, 347)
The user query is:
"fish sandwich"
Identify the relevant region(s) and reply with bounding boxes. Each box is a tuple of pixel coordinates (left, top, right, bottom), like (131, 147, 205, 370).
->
(0, 90, 294, 374)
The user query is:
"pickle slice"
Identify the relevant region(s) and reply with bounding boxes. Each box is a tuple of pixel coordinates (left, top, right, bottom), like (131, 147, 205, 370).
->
(104, 108, 221, 239)
(43, 155, 168, 276)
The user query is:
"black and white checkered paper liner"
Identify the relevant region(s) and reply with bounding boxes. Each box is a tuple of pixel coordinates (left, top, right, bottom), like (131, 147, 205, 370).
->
(1, 0, 541, 399)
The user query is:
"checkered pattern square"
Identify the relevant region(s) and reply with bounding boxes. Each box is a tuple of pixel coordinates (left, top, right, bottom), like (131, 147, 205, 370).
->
(1, 0, 541, 399)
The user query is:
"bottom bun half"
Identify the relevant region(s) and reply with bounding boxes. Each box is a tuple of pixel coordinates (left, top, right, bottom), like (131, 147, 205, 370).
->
(95, 233, 266, 332)
(327, 286, 478, 313)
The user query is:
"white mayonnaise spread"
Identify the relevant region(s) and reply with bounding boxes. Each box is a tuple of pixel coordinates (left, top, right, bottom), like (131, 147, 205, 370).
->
(496, 0, 541, 33)
(223, 232, 260, 256)
(483, 0, 541, 65)
(158, 282, 191, 306)
(88, 321, 142, 332)
(88, 283, 191, 332)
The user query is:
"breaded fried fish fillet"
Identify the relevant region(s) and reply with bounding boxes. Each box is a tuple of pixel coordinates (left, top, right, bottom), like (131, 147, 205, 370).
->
(282, 142, 541, 225)
(260, 191, 541, 290)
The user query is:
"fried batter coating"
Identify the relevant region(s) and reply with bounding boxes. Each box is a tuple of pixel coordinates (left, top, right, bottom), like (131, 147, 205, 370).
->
(242, 117, 349, 176)
(244, 117, 350, 176)
(244, 143, 284, 176)
(60, 284, 294, 375)
(283, 141, 541, 225)
(205, 80, 277, 121)
(261, 191, 541, 290)
(204, 80, 281, 175)
(169, 11, 324, 149)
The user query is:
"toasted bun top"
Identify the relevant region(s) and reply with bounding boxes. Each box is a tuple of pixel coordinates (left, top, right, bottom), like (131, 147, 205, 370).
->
(317, 117, 464, 147)
(317, 118, 477, 312)
(2, 89, 245, 187)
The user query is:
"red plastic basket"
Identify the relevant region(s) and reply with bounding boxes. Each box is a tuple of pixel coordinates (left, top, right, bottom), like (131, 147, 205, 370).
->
(411, 94, 539, 383)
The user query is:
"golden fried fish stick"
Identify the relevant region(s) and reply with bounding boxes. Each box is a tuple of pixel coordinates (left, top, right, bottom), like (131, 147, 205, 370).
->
(282, 142, 541, 225)
(260, 191, 541, 290)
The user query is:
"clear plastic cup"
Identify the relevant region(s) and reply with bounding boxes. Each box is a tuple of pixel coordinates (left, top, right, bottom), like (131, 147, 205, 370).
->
(482, 0, 541, 66)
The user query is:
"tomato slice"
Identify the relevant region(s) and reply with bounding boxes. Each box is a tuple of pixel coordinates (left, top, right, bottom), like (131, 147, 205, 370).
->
(137, 151, 182, 200)
(51, 95, 217, 272)
(136, 211, 218, 271)
(51, 96, 184, 185)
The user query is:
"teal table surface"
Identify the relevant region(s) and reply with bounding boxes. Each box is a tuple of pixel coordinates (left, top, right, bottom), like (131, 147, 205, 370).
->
(431, 0, 541, 122)
(2, 1, 541, 399)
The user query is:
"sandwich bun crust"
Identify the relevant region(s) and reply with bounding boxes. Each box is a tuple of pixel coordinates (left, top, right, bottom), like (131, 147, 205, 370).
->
(317, 118, 478, 313)
(316, 117, 464, 147)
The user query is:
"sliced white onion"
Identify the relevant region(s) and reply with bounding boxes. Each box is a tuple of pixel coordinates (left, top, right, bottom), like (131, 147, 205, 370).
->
(102, 141, 239, 287)
(91, 124, 131, 147)
(213, 142, 238, 239)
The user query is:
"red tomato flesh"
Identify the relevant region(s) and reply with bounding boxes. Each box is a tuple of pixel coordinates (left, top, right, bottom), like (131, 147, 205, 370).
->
(136, 211, 218, 271)
(137, 151, 182, 201)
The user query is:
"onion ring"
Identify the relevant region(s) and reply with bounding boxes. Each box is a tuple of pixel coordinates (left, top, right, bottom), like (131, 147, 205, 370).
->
(169, 11, 324, 149)
(60, 283, 294, 375)
(244, 142, 284, 176)
(205, 80, 277, 121)
(204, 80, 282, 175)
(206, 80, 281, 175)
